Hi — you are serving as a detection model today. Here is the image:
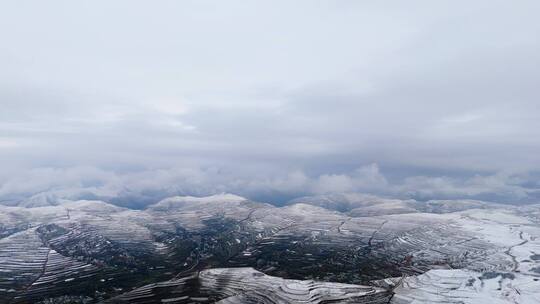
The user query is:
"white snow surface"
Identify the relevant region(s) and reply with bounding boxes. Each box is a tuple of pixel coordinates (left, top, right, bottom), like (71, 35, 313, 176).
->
(392, 208, 540, 304)
(150, 193, 247, 209)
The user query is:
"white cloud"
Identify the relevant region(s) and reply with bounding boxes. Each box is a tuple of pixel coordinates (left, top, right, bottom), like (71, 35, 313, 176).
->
(0, 138, 19, 148)
(1, 1, 540, 204)
(1, 164, 538, 207)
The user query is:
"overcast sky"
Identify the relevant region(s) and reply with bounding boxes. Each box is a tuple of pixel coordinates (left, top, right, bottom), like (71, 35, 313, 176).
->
(1, 1, 540, 206)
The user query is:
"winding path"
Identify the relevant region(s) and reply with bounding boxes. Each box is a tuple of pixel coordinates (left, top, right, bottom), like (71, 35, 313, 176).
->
(504, 231, 528, 272)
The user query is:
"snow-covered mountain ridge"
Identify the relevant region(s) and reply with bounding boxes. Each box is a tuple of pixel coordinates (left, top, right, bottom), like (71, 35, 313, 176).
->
(1, 194, 539, 303)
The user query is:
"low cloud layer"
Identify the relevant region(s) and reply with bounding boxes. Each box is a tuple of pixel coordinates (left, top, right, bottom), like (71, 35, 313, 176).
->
(1, 1, 540, 206)
(1, 165, 538, 208)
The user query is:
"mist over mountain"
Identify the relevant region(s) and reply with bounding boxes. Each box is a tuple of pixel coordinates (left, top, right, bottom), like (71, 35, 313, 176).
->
(1, 165, 538, 209)
(3, 161, 538, 208)
(2, 1, 540, 208)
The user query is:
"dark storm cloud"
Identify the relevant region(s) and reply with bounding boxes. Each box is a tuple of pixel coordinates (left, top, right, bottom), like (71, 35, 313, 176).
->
(1, 1, 540, 205)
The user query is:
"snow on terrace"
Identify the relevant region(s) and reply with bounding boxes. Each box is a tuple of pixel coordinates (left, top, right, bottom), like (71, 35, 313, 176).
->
(393, 208, 540, 304)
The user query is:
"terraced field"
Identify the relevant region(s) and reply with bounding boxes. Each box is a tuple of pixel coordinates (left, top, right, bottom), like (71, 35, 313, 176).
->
(0, 194, 539, 303)
(111, 268, 392, 304)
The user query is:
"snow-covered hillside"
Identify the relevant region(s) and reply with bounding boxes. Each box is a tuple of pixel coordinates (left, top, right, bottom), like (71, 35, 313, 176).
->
(0, 194, 539, 303)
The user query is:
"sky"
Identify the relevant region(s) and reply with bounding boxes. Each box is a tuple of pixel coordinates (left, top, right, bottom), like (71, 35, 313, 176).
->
(1, 1, 540, 206)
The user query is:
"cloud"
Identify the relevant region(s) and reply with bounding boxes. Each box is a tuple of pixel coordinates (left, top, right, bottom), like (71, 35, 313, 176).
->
(312, 164, 388, 194)
(1, 1, 540, 205)
(1, 164, 538, 207)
